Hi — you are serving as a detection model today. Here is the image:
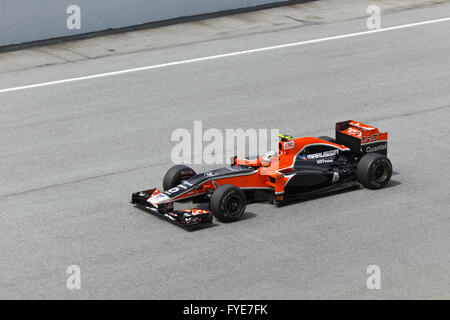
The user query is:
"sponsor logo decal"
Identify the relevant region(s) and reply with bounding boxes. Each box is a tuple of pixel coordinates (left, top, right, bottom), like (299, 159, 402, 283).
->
(190, 209, 207, 215)
(316, 158, 334, 164)
(147, 192, 170, 205)
(164, 181, 194, 195)
(346, 127, 362, 137)
(366, 143, 387, 153)
(362, 133, 381, 144)
(307, 149, 339, 159)
(284, 141, 295, 150)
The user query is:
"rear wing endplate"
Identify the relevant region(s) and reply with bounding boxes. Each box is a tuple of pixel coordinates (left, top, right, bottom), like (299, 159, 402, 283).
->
(335, 120, 388, 155)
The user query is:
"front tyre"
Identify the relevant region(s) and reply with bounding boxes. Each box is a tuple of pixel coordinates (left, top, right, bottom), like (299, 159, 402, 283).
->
(357, 153, 392, 189)
(163, 165, 196, 191)
(210, 185, 246, 222)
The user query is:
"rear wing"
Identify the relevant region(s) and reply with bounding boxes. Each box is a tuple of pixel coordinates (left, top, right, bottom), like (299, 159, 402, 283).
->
(335, 120, 388, 155)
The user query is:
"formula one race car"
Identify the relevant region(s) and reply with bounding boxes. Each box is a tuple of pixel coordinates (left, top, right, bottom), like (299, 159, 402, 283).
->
(131, 120, 392, 228)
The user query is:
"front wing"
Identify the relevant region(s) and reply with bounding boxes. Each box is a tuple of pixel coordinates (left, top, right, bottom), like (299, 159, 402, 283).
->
(131, 188, 213, 229)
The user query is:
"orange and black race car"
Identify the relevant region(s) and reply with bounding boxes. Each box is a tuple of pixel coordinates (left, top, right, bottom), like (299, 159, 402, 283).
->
(131, 120, 392, 229)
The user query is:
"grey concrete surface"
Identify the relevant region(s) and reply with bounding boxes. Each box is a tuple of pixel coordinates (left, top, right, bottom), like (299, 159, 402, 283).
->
(0, 0, 288, 47)
(0, 2, 449, 299)
(0, 0, 448, 74)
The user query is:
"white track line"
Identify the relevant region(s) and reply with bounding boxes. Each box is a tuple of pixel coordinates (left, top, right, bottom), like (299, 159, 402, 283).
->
(1, 17, 449, 94)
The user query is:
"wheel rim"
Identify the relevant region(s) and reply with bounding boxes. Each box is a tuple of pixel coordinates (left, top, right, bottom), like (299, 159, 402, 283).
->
(374, 163, 389, 183)
(225, 195, 242, 216)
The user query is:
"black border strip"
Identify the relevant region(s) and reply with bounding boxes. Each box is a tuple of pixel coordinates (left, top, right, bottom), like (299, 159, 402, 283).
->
(0, 300, 446, 318)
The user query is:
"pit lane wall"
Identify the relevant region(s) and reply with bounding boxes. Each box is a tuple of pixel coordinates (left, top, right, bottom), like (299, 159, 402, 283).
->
(0, 0, 288, 47)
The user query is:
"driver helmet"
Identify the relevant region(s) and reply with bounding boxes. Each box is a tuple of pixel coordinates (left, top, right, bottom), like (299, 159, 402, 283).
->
(261, 150, 277, 166)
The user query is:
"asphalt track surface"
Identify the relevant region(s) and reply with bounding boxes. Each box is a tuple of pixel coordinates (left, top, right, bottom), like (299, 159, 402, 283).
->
(1, 3, 449, 299)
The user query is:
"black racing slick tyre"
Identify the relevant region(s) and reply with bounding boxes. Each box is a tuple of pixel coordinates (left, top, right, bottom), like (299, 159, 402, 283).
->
(317, 136, 336, 143)
(163, 165, 196, 191)
(357, 153, 392, 189)
(210, 185, 246, 222)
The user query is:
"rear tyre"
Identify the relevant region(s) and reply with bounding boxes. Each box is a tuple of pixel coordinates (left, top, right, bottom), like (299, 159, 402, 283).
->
(163, 165, 196, 191)
(357, 153, 392, 189)
(210, 185, 246, 222)
(317, 136, 336, 143)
